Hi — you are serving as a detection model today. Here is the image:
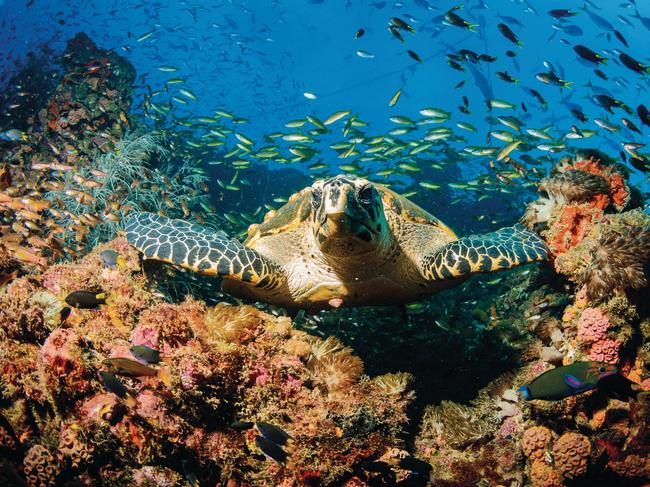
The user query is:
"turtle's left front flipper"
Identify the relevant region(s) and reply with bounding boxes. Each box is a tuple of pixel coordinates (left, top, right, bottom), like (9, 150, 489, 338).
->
(420, 224, 548, 280)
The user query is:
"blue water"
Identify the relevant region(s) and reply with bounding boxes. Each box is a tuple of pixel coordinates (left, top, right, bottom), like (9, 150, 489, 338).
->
(1, 0, 649, 233)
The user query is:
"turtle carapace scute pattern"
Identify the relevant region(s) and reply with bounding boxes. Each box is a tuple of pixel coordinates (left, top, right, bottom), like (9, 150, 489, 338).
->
(125, 175, 548, 311)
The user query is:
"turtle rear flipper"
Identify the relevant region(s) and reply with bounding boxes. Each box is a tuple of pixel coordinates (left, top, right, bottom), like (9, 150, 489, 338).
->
(125, 212, 279, 287)
(421, 224, 548, 280)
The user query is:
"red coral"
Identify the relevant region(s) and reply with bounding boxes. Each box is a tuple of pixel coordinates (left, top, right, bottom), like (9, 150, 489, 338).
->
(564, 157, 629, 211)
(577, 307, 610, 343)
(589, 339, 621, 365)
(549, 204, 600, 254)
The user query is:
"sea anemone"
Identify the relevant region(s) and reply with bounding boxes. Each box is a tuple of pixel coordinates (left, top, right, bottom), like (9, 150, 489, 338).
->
(580, 225, 650, 302)
(522, 192, 562, 229)
(372, 372, 413, 396)
(310, 351, 364, 395)
(539, 170, 610, 204)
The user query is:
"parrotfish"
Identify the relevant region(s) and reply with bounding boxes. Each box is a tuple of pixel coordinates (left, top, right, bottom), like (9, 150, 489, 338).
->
(130, 345, 161, 364)
(519, 362, 618, 400)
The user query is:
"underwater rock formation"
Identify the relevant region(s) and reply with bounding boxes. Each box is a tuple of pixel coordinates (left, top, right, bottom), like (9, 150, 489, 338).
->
(0, 237, 414, 485)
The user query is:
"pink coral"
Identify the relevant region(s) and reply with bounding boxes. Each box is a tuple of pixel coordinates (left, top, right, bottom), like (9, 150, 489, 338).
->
(552, 432, 591, 479)
(589, 339, 621, 365)
(577, 307, 610, 343)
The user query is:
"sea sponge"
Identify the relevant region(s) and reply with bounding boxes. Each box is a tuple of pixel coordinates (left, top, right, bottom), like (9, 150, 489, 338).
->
(552, 432, 591, 479)
(580, 225, 650, 302)
(522, 426, 553, 461)
(576, 307, 610, 343)
(588, 339, 620, 365)
(558, 153, 630, 211)
(23, 444, 60, 487)
(529, 460, 563, 487)
(548, 203, 601, 255)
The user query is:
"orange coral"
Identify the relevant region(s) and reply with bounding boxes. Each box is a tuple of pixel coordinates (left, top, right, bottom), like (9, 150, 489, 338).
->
(563, 157, 629, 211)
(607, 454, 650, 480)
(522, 426, 553, 461)
(552, 432, 591, 479)
(549, 204, 600, 254)
(529, 460, 563, 487)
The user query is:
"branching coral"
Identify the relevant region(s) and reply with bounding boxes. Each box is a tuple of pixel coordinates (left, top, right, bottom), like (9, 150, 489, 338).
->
(580, 224, 650, 302)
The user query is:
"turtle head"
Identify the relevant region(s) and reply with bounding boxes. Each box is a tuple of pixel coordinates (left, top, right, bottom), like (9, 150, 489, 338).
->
(311, 175, 389, 256)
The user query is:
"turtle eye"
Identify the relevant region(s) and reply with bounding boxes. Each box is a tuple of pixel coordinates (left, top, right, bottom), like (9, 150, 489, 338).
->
(311, 188, 323, 210)
(357, 185, 374, 205)
(598, 366, 606, 373)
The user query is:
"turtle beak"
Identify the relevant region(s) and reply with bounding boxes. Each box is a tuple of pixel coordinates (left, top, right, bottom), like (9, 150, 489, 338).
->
(318, 186, 353, 237)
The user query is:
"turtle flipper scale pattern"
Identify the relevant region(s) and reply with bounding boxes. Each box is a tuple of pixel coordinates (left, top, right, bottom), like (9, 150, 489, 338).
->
(125, 212, 280, 288)
(421, 224, 548, 280)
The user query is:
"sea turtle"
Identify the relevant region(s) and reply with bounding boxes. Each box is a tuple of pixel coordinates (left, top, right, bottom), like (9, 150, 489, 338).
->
(125, 175, 548, 311)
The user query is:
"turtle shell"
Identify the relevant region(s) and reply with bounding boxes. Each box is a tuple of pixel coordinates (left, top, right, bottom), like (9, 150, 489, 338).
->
(375, 183, 457, 239)
(245, 187, 313, 245)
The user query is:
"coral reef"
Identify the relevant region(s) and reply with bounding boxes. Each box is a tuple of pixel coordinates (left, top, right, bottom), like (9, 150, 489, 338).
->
(0, 238, 413, 485)
(414, 151, 649, 486)
(0, 33, 213, 279)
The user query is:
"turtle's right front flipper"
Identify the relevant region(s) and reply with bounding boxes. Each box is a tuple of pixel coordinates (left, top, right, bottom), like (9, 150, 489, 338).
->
(124, 212, 279, 287)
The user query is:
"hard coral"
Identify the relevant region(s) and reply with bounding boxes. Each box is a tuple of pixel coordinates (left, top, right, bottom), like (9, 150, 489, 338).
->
(58, 421, 95, 470)
(23, 444, 60, 487)
(580, 224, 650, 302)
(588, 339, 621, 365)
(522, 425, 553, 461)
(552, 432, 591, 479)
(529, 460, 563, 487)
(608, 454, 650, 480)
(576, 307, 610, 343)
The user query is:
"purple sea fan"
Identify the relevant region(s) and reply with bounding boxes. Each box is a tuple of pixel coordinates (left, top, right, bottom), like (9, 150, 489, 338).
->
(581, 225, 650, 301)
